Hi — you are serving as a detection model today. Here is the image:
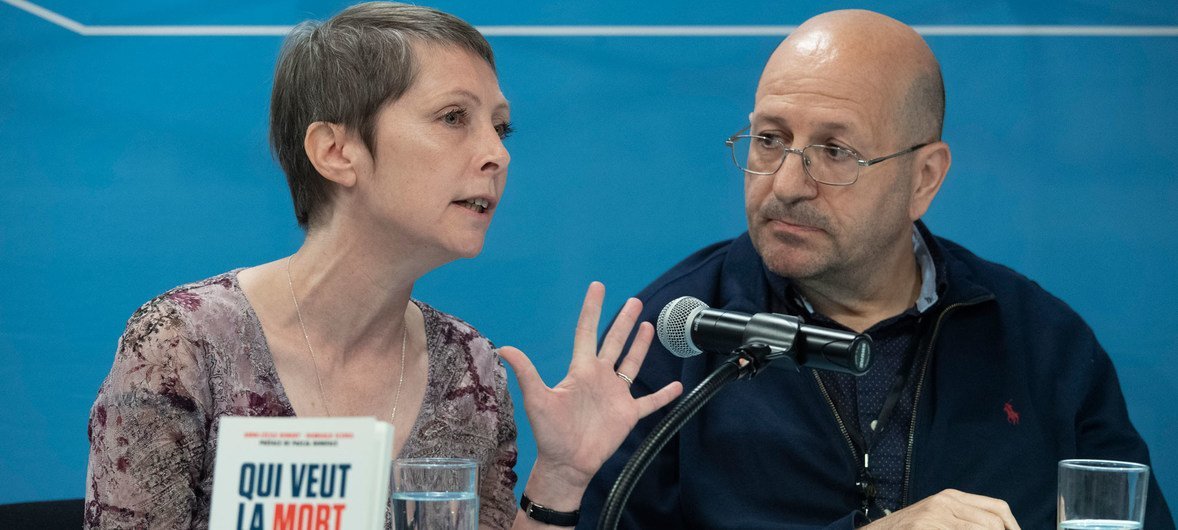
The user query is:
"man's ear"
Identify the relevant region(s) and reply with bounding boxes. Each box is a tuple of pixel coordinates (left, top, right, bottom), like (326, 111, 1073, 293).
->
(908, 141, 951, 221)
(303, 122, 366, 188)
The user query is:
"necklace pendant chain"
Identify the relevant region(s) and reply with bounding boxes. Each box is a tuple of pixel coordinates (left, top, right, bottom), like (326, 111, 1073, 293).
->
(286, 256, 408, 423)
(390, 330, 407, 422)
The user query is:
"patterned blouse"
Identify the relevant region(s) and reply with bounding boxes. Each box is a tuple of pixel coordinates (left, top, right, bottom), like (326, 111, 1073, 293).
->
(84, 271, 519, 529)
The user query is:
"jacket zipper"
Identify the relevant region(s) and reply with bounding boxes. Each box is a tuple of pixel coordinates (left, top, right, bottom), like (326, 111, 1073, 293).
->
(899, 295, 993, 506)
(812, 294, 993, 519)
(812, 371, 864, 509)
(813, 369, 859, 463)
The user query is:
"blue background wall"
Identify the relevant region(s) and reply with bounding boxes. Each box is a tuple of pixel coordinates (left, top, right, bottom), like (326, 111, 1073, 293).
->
(2, 0, 1176, 511)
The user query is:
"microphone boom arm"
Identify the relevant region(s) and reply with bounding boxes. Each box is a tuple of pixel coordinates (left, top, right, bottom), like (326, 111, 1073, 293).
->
(596, 343, 778, 530)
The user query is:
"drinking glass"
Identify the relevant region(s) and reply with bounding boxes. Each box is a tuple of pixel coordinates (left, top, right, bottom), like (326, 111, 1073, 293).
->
(1058, 459, 1149, 529)
(392, 458, 478, 530)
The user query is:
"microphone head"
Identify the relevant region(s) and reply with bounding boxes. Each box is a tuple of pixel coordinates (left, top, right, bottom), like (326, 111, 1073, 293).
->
(657, 296, 708, 358)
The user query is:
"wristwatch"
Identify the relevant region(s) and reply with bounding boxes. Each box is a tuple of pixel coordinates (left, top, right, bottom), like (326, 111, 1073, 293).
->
(520, 493, 580, 527)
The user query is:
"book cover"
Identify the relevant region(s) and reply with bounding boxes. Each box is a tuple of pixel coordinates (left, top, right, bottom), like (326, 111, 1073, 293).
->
(209, 416, 394, 530)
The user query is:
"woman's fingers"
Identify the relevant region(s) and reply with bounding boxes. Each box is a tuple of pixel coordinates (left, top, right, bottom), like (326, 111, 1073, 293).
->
(635, 382, 683, 419)
(598, 297, 643, 365)
(497, 346, 547, 398)
(527, 282, 679, 424)
(572, 282, 606, 362)
(613, 321, 653, 382)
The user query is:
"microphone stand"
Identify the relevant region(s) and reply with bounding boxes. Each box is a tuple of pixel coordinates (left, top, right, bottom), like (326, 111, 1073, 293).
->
(596, 342, 787, 530)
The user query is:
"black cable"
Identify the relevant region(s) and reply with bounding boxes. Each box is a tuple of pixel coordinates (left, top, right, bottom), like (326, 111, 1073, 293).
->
(596, 355, 749, 530)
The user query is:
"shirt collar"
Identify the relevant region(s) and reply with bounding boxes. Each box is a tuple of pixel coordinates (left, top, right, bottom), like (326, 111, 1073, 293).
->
(912, 228, 939, 313)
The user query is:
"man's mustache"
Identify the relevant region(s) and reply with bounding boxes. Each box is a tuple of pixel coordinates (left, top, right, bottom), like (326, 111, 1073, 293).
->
(759, 201, 832, 233)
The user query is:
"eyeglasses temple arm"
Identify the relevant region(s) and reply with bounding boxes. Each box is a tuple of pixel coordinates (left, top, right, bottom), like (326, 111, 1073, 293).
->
(861, 142, 932, 166)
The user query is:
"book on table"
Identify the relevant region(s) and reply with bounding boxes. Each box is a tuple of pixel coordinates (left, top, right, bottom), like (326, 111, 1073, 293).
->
(208, 416, 394, 530)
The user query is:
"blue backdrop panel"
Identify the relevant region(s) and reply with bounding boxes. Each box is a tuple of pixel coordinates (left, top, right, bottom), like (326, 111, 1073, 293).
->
(1, 0, 1174, 511)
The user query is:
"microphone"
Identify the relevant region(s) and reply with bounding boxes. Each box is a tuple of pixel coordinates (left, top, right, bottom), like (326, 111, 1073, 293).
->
(656, 296, 873, 376)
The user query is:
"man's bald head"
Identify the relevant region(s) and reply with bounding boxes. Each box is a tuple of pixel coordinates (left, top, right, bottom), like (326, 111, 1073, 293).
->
(760, 10, 944, 144)
(744, 10, 953, 292)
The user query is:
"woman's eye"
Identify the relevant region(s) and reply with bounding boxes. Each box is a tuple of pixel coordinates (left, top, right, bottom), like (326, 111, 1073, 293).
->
(495, 122, 514, 140)
(442, 108, 468, 126)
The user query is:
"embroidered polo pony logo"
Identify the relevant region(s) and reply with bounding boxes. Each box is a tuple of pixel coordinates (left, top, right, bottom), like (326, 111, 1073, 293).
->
(1003, 400, 1021, 425)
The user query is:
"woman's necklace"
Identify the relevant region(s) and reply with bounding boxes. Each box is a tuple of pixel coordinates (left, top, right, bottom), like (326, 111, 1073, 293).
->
(285, 256, 408, 422)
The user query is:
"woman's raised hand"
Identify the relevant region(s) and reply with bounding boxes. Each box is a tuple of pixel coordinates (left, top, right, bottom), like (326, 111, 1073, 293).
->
(498, 282, 683, 508)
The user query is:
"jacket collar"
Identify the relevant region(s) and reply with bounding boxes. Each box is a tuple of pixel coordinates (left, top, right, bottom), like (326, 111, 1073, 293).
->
(913, 220, 994, 308)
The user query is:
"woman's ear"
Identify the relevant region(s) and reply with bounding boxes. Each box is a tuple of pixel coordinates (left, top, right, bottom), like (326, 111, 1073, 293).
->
(303, 122, 366, 188)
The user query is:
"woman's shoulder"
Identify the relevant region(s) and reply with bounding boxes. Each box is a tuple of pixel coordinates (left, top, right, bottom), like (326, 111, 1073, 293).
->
(414, 300, 493, 349)
(126, 270, 248, 330)
(100, 272, 252, 414)
(117, 270, 256, 363)
(104, 269, 284, 416)
(413, 300, 504, 384)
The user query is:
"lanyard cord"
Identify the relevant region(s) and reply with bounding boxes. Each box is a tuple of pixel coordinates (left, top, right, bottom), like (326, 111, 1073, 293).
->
(842, 345, 919, 458)
(836, 314, 932, 519)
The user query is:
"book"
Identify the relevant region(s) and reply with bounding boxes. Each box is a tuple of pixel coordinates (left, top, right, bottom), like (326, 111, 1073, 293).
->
(209, 416, 394, 530)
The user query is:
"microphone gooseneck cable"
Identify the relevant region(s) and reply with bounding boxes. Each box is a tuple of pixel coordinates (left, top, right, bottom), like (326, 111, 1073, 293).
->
(596, 344, 775, 530)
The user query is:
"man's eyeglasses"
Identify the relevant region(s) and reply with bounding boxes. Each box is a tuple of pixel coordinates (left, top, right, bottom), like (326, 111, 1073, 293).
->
(725, 127, 931, 186)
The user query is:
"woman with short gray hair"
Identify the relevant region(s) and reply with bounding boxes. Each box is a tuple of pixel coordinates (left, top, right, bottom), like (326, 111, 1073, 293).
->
(84, 3, 681, 528)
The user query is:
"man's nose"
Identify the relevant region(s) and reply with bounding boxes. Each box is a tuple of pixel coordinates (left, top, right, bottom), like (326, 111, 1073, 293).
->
(770, 149, 819, 201)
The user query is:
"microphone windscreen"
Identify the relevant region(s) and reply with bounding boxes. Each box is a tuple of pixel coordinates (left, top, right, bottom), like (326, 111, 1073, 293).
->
(656, 296, 708, 358)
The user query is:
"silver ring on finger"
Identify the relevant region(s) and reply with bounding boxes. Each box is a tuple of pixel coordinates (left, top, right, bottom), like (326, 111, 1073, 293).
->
(615, 371, 634, 386)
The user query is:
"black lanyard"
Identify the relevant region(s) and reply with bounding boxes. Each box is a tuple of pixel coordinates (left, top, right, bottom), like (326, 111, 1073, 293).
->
(840, 312, 932, 520)
(844, 333, 920, 453)
(841, 344, 919, 516)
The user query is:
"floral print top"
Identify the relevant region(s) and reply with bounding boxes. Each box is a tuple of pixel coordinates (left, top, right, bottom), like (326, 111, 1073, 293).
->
(84, 271, 519, 529)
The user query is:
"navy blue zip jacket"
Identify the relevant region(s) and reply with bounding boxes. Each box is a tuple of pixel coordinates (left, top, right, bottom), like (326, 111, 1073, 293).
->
(579, 223, 1173, 529)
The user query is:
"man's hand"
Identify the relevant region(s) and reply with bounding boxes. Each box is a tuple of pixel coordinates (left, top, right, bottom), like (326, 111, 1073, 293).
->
(863, 489, 1021, 529)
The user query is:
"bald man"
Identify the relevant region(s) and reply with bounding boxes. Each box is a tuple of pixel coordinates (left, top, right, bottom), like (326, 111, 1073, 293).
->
(578, 10, 1173, 530)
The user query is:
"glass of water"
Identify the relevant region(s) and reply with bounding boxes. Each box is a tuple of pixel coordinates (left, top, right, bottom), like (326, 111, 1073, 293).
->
(1058, 459, 1149, 529)
(393, 458, 479, 530)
